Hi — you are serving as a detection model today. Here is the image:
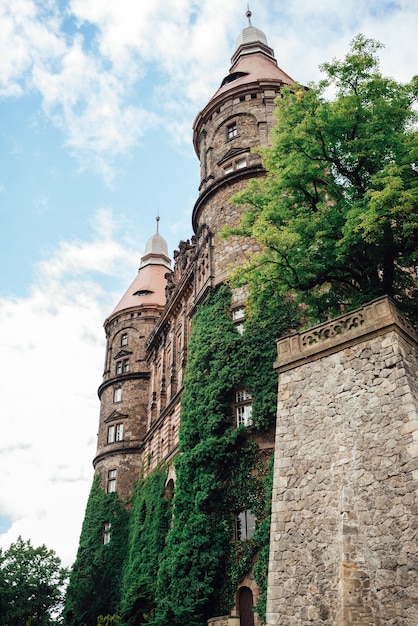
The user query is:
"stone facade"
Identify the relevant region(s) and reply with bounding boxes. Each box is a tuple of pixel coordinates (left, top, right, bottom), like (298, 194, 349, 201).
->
(86, 13, 418, 626)
(87, 16, 295, 625)
(267, 297, 418, 625)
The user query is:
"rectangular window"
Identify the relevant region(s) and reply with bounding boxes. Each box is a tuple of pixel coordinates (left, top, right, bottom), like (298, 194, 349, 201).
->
(236, 158, 246, 170)
(236, 389, 252, 403)
(227, 122, 237, 140)
(232, 307, 245, 321)
(224, 164, 234, 174)
(121, 333, 128, 346)
(235, 322, 244, 336)
(236, 404, 253, 427)
(115, 423, 124, 441)
(116, 361, 123, 375)
(235, 509, 255, 541)
(103, 521, 111, 544)
(114, 388, 122, 403)
(122, 359, 130, 373)
(107, 469, 117, 493)
(107, 425, 115, 443)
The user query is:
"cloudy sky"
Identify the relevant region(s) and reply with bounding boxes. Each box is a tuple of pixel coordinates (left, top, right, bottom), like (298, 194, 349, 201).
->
(0, 0, 417, 568)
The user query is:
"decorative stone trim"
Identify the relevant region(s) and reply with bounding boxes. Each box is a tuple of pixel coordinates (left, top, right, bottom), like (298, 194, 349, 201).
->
(207, 617, 240, 626)
(275, 296, 417, 373)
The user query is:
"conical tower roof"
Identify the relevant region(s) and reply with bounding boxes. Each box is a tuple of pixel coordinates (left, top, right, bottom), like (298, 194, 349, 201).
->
(110, 218, 171, 316)
(209, 9, 294, 103)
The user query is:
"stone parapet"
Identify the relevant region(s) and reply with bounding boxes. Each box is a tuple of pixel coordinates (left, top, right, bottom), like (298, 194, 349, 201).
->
(267, 297, 418, 625)
(275, 296, 417, 373)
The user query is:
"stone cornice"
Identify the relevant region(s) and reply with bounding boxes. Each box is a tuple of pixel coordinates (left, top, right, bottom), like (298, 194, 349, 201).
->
(192, 164, 264, 232)
(275, 296, 418, 373)
(97, 371, 150, 398)
(93, 444, 144, 468)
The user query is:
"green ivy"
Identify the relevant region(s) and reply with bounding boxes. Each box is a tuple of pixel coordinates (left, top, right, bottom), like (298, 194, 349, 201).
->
(147, 286, 294, 625)
(64, 475, 129, 626)
(119, 467, 172, 625)
(66, 286, 295, 626)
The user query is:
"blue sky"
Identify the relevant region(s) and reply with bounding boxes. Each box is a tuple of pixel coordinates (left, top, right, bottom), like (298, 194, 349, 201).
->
(0, 0, 417, 567)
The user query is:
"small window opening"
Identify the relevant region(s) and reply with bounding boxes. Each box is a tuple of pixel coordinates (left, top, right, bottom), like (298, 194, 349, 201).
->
(103, 521, 111, 544)
(227, 122, 237, 141)
(235, 509, 255, 541)
(107, 469, 117, 493)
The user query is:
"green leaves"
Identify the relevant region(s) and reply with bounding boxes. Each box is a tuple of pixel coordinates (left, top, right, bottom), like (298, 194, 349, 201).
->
(63, 477, 129, 626)
(225, 35, 418, 323)
(0, 536, 68, 626)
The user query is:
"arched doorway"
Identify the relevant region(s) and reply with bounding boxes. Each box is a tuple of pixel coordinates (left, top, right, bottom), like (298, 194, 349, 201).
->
(238, 586, 254, 626)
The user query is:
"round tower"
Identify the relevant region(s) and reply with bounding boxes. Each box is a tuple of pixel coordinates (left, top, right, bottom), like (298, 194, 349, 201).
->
(93, 221, 170, 500)
(192, 10, 294, 285)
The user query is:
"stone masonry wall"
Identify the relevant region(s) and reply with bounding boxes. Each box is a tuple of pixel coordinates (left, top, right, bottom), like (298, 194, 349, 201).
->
(267, 297, 418, 625)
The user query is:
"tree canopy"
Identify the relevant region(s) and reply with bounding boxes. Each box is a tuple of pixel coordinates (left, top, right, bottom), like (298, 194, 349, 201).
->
(224, 35, 418, 323)
(0, 536, 68, 626)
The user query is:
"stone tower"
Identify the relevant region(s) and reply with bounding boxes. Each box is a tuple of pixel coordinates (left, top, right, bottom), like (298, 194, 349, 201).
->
(93, 221, 171, 501)
(192, 9, 294, 292)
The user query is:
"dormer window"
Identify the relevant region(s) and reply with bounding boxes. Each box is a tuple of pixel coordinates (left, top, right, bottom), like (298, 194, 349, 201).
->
(134, 289, 152, 296)
(227, 122, 237, 141)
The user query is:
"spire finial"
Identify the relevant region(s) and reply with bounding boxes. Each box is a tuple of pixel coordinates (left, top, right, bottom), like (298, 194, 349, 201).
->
(246, 4, 252, 27)
(156, 213, 160, 234)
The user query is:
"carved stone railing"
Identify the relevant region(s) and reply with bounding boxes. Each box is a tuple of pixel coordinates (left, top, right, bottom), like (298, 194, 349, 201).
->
(275, 296, 418, 373)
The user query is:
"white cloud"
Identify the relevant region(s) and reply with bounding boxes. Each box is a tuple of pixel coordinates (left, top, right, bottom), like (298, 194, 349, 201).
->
(1, 1, 417, 178)
(0, 209, 138, 566)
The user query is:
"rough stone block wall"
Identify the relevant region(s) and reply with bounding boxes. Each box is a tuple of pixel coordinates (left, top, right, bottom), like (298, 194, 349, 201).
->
(267, 298, 418, 625)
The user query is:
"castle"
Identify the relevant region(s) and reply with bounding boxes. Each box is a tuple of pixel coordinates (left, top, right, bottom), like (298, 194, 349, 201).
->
(69, 11, 418, 626)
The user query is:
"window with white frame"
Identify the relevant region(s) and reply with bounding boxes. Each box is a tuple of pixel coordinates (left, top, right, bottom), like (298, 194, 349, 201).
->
(232, 307, 245, 321)
(107, 469, 117, 493)
(227, 122, 237, 141)
(223, 157, 247, 175)
(116, 359, 129, 375)
(107, 423, 124, 443)
(235, 389, 253, 427)
(103, 521, 111, 544)
(232, 307, 245, 334)
(235, 509, 255, 541)
(114, 387, 122, 403)
(121, 333, 128, 346)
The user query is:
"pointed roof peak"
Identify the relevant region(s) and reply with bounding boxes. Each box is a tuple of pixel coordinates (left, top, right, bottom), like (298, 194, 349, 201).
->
(141, 219, 171, 270)
(231, 8, 275, 66)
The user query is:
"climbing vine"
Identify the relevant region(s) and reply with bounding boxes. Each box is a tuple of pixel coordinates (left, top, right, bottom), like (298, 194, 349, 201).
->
(65, 286, 295, 626)
(64, 475, 129, 626)
(119, 467, 172, 625)
(147, 285, 295, 625)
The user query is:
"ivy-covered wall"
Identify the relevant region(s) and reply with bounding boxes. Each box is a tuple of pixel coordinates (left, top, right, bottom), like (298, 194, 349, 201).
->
(64, 475, 129, 626)
(65, 286, 294, 626)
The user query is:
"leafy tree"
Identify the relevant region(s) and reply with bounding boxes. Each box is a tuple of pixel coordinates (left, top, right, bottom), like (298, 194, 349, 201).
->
(224, 35, 418, 323)
(0, 536, 68, 626)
